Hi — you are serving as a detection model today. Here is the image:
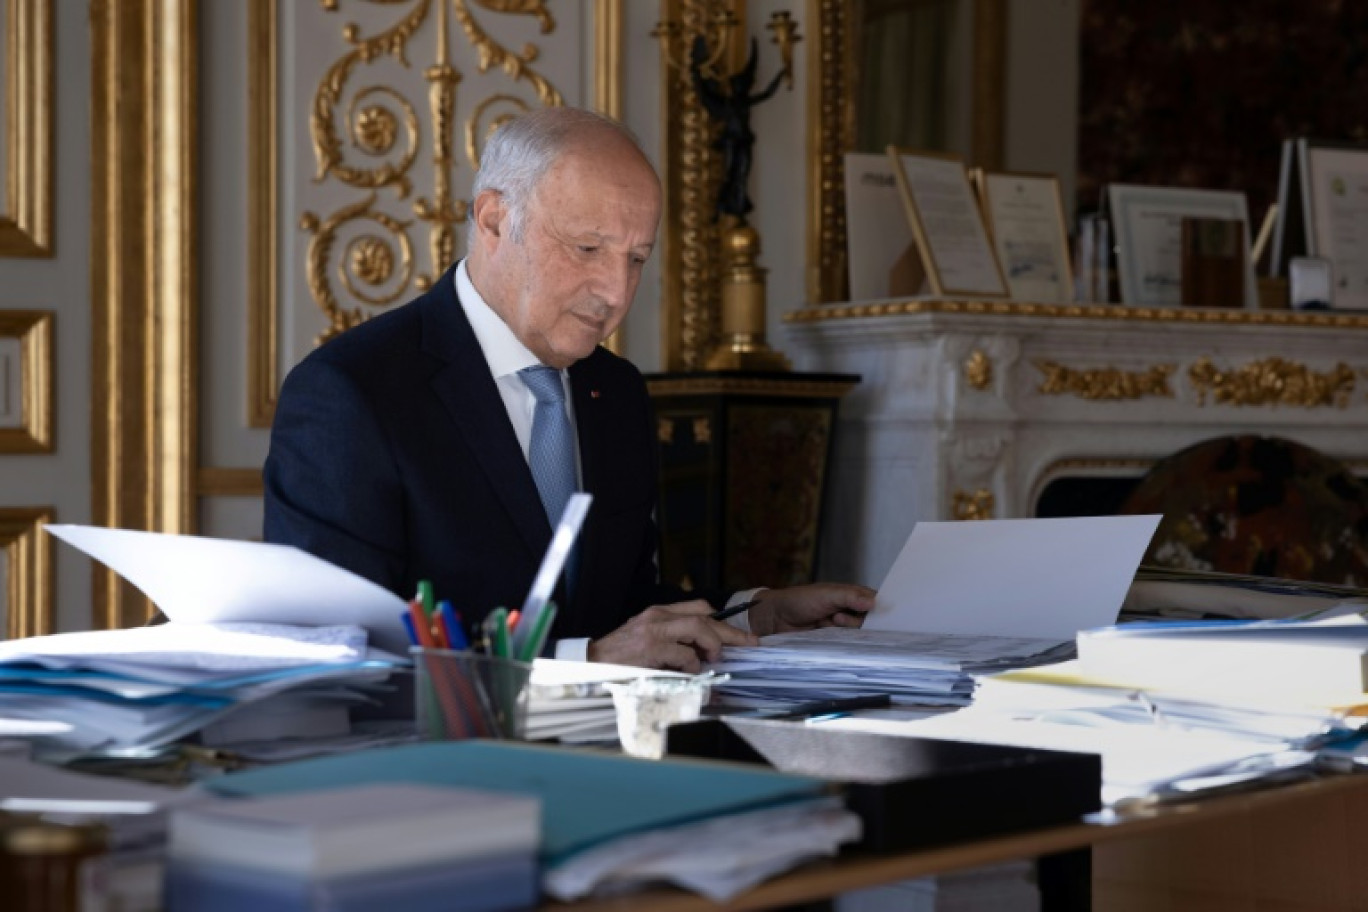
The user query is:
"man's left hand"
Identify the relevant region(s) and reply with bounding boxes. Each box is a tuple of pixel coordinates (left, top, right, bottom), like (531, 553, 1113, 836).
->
(746, 583, 877, 637)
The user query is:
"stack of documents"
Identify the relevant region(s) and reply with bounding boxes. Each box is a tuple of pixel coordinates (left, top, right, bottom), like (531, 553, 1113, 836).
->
(715, 515, 1162, 709)
(0, 622, 404, 761)
(525, 659, 692, 743)
(1122, 564, 1368, 621)
(208, 740, 860, 903)
(713, 627, 1074, 708)
(1076, 610, 1368, 696)
(815, 610, 1368, 808)
(167, 783, 541, 912)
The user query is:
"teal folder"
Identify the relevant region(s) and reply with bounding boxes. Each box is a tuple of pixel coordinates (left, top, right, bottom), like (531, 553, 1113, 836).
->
(207, 741, 827, 864)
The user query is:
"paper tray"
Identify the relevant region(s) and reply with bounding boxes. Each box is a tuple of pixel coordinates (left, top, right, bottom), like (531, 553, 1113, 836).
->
(665, 717, 1101, 852)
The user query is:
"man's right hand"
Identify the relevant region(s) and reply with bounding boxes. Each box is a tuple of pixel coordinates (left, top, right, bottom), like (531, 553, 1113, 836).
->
(587, 600, 759, 672)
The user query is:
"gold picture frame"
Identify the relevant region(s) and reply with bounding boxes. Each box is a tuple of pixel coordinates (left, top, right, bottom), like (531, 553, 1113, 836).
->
(0, 310, 53, 452)
(0, 506, 54, 639)
(974, 170, 1074, 304)
(0, 0, 53, 256)
(887, 146, 1008, 298)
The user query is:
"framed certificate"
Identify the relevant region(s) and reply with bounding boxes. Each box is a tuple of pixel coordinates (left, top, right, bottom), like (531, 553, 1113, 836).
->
(1108, 184, 1257, 308)
(975, 171, 1074, 303)
(1301, 142, 1368, 310)
(886, 147, 1008, 298)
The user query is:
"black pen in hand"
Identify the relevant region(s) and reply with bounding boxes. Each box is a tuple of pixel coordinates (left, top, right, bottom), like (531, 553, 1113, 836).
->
(710, 598, 759, 622)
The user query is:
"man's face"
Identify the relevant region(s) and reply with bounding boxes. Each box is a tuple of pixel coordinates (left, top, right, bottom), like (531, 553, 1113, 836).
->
(475, 139, 662, 369)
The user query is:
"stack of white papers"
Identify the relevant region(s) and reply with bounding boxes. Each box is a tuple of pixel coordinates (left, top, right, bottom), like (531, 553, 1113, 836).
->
(714, 516, 1161, 709)
(526, 659, 692, 743)
(543, 796, 860, 902)
(0, 622, 404, 761)
(714, 627, 1073, 707)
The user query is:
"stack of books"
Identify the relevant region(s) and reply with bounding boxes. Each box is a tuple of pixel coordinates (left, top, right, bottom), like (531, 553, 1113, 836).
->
(166, 783, 540, 912)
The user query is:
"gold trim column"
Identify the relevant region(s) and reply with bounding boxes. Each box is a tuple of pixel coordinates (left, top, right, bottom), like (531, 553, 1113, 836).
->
(0, 506, 54, 638)
(91, 0, 198, 629)
(0, 0, 52, 256)
(594, 0, 624, 355)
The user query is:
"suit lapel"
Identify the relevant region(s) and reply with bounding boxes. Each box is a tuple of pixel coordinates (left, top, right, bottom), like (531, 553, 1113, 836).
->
(565, 356, 611, 624)
(421, 269, 550, 559)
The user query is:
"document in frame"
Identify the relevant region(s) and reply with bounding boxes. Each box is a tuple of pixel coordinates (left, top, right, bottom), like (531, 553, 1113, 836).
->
(45, 525, 410, 653)
(867, 515, 1162, 641)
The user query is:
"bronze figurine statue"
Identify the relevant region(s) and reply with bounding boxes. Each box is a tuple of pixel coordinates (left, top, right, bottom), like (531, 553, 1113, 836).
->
(690, 36, 786, 219)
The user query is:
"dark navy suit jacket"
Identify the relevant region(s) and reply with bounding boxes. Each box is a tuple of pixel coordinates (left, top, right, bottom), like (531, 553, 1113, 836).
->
(263, 263, 691, 642)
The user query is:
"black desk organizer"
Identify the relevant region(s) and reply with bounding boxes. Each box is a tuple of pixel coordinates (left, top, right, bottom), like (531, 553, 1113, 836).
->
(666, 717, 1102, 853)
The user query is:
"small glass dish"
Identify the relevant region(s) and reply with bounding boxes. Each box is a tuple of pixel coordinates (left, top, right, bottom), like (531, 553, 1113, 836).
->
(605, 673, 728, 760)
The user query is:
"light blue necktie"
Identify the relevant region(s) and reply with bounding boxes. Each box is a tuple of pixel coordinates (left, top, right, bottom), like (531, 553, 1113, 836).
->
(520, 366, 578, 531)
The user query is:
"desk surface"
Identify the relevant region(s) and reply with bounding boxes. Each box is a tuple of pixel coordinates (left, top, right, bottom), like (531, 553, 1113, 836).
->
(547, 770, 1368, 911)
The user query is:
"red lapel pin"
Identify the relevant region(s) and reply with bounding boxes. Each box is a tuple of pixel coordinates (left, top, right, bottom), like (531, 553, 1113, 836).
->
(590, 390, 601, 399)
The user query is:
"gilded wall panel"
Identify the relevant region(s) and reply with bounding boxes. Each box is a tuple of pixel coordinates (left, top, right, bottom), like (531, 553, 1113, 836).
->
(248, 0, 618, 427)
(0, 506, 54, 639)
(0, 0, 52, 256)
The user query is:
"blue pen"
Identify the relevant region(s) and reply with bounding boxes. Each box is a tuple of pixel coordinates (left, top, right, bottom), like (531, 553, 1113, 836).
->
(438, 601, 469, 651)
(400, 611, 420, 647)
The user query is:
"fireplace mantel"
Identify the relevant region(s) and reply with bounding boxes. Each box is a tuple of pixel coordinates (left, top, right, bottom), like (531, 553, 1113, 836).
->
(782, 299, 1368, 588)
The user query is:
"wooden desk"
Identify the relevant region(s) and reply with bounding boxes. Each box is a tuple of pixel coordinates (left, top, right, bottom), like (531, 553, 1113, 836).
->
(550, 771, 1368, 911)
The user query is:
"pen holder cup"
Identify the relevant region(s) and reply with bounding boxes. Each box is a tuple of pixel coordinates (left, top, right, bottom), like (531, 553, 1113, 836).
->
(412, 648, 533, 741)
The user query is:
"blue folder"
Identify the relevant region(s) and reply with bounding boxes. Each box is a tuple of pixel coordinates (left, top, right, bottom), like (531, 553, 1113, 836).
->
(207, 741, 827, 865)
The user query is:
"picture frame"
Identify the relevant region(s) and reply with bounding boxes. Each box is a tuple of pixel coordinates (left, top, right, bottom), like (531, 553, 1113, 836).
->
(886, 147, 1008, 298)
(1300, 141, 1368, 310)
(1108, 184, 1258, 308)
(974, 170, 1074, 303)
(0, 310, 53, 452)
(843, 152, 922, 301)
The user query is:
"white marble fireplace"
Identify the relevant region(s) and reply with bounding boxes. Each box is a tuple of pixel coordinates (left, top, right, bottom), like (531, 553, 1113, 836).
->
(782, 300, 1368, 589)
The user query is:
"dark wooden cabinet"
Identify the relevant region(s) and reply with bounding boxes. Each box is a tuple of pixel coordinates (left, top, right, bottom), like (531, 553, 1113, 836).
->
(646, 371, 859, 592)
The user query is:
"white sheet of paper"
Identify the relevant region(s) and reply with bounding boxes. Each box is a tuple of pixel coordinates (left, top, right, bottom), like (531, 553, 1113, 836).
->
(868, 515, 1162, 640)
(45, 525, 409, 653)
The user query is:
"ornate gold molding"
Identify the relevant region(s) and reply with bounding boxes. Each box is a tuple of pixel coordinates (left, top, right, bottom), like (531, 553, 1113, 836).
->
(659, 0, 740, 371)
(804, 0, 851, 305)
(0, 0, 51, 256)
(595, 0, 624, 355)
(195, 468, 266, 498)
(1188, 356, 1357, 409)
(247, 0, 279, 428)
(1035, 360, 1175, 401)
(594, 0, 623, 119)
(91, 0, 198, 629)
(970, 0, 1005, 171)
(0, 506, 53, 639)
(963, 349, 992, 391)
(0, 310, 52, 452)
(952, 489, 995, 521)
(302, 0, 564, 345)
(786, 298, 1368, 327)
(646, 375, 859, 398)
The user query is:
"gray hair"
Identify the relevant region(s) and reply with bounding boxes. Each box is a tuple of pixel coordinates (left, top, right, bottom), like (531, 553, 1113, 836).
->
(467, 107, 644, 254)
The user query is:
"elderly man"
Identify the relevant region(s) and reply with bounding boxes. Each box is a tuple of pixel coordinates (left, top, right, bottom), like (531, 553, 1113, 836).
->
(264, 106, 873, 670)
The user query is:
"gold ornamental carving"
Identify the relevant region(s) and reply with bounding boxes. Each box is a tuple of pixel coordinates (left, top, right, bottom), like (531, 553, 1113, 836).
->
(655, 0, 737, 370)
(302, 195, 416, 344)
(1188, 356, 1357, 408)
(952, 489, 995, 521)
(304, 0, 565, 341)
(964, 349, 993, 391)
(657, 417, 675, 444)
(692, 416, 712, 444)
(1034, 360, 1176, 401)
